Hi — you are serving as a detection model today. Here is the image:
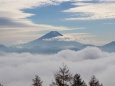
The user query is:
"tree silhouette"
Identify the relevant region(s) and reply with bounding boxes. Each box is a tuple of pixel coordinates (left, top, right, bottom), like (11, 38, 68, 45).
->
(89, 76, 103, 86)
(32, 75, 43, 86)
(82, 81, 87, 86)
(0, 83, 3, 86)
(71, 74, 87, 86)
(50, 64, 72, 86)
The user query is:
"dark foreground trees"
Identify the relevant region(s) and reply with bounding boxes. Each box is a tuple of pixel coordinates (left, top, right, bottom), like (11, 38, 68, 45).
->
(0, 65, 104, 86)
(0, 84, 3, 86)
(89, 76, 103, 86)
(49, 64, 103, 86)
(32, 75, 43, 86)
(0, 65, 103, 86)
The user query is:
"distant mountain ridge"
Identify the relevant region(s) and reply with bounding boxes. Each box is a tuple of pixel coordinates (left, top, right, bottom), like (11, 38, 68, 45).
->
(0, 45, 6, 48)
(100, 41, 115, 52)
(0, 31, 115, 54)
(103, 41, 115, 47)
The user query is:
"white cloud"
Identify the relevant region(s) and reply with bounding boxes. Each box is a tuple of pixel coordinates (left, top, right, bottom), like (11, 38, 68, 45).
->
(0, 47, 115, 86)
(44, 33, 96, 44)
(63, 3, 115, 20)
(0, 0, 72, 29)
(0, 0, 71, 20)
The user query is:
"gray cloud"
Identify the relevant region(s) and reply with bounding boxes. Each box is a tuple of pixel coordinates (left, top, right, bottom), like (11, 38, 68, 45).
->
(0, 47, 115, 86)
(0, 17, 33, 28)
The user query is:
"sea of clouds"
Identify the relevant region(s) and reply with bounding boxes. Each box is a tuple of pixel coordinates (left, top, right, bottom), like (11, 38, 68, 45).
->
(0, 47, 115, 86)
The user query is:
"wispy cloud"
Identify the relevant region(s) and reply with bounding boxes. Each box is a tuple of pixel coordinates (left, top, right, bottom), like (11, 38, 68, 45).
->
(1, 0, 114, 28)
(0, 0, 71, 27)
(63, 2, 115, 20)
(43, 33, 96, 44)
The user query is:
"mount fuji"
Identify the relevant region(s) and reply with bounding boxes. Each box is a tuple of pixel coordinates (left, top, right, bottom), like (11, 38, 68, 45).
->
(26, 31, 63, 45)
(0, 31, 115, 54)
(18, 31, 83, 54)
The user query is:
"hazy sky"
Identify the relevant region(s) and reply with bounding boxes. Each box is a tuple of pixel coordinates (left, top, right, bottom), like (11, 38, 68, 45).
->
(0, 0, 115, 46)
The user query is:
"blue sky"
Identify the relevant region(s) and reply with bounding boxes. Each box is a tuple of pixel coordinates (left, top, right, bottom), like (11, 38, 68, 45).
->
(0, 0, 115, 46)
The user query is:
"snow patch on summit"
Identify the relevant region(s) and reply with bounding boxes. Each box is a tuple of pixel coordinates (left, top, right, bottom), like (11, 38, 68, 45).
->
(39, 31, 63, 40)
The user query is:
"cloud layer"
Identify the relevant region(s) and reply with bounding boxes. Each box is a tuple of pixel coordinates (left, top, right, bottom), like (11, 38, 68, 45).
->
(0, 47, 115, 86)
(63, 2, 115, 20)
(43, 33, 96, 44)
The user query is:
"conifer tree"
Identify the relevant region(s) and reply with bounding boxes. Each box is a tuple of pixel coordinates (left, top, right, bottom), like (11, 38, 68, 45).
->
(71, 74, 87, 86)
(32, 75, 43, 86)
(89, 76, 103, 86)
(0, 83, 3, 86)
(82, 81, 87, 86)
(50, 64, 72, 86)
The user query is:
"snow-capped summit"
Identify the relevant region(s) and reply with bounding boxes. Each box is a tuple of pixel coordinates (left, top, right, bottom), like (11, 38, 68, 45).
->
(39, 31, 63, 40)
(23, 31, 64, 47)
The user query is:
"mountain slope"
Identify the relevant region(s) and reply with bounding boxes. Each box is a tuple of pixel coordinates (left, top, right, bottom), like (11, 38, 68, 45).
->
(100, 41, 115, 52)
(0, 45, 8, 52)
(103, 41, 115, 47)
(0, 45, 6, 49)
